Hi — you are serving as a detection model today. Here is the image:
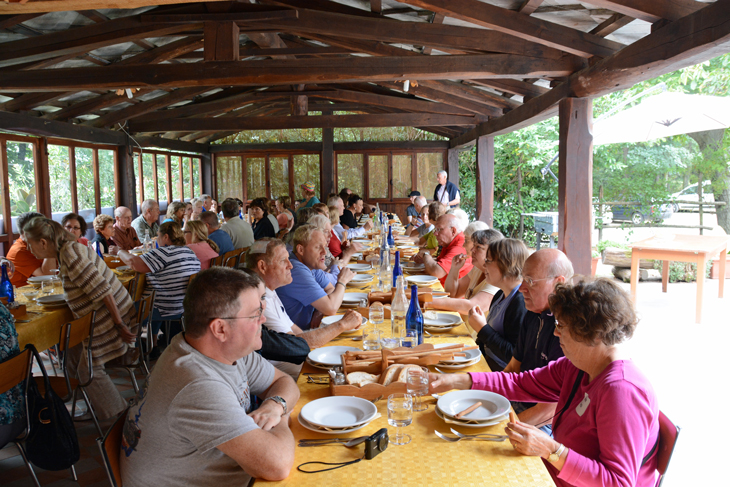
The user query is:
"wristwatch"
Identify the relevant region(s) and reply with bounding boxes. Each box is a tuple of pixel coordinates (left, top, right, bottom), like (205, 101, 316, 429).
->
(263, 395, 287, 415)
(548, 443, 566, 463)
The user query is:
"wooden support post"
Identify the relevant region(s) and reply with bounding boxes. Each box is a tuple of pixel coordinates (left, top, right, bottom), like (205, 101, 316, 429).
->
(116, 144, 138, 218)
(33, 137, 51, 217)
(69, 146, 78, 214)
(165, 153, 173, 204)
(558, 97, 593, 276)
(200, 153, 213, 198)
(475, 135, 494, 226)
(92, 148, 101, 214)
(447, 147, 459, 189)
(204, 21, 240, 62)
(0, 140, 12, 249)
(321, 110, 335, 199)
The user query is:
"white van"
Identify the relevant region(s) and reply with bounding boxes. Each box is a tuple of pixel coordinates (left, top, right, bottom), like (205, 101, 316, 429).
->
(670, 181, 713, 212)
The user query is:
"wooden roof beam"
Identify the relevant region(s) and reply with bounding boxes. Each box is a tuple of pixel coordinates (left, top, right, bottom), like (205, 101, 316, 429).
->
(78, 9, 155, 51)
(44, 90, 156, 122)
(467, 79, 549, 99)
(398, 0, 623, 58)
(422, 12, 445, 55)
(0, 13, 44, 29)
(589, 14, 634, 37)
(579, 1, 705, 23)
(418, 80, 521, 111)
(376, 81, 501, 118)
(518, 0, 544, 15)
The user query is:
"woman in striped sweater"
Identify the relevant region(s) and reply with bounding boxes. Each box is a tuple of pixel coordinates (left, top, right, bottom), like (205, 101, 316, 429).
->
(23, 217, 136, 421)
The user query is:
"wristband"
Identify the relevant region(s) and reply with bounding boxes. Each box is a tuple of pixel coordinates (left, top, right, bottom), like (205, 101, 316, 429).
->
(336, 281, 346, 288)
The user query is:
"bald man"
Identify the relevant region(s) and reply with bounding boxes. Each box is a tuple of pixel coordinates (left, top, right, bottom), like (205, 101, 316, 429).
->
(413, 214, 472, 285)
(110, 206, 141, 251)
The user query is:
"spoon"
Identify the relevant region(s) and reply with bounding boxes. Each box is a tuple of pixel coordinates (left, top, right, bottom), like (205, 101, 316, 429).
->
(434, 431, 504, 442)
(449, 428, 508, 440)
(298, 436, 370, 447)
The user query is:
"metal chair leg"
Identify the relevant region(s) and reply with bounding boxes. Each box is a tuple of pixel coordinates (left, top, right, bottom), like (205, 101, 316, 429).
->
(125, 366, 140, 394)
(14, 441, 41, 487)
(70, 464, 78, 481)
(80, 387, 104, 437)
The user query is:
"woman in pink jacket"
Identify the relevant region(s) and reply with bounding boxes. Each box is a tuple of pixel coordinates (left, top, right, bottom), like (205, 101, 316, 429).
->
(431, 278, 659, 487)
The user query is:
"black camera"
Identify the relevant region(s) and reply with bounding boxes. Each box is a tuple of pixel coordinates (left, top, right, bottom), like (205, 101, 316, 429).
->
(364, 428, 389, 460)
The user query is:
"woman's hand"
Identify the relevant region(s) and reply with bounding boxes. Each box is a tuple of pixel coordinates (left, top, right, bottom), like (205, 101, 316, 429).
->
(467, 305, 487, 333)
(428, 372, 473, 393)
(451, 253, 468, 273)
(505, 420, 559, 460)
(116, 323, 136, 344)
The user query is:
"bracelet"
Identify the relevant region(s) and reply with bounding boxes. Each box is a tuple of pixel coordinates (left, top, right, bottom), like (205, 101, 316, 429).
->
(336, 282, 346, 288)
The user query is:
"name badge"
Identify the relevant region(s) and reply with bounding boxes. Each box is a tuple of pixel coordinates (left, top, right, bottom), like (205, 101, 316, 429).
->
(575, 393, 590, 416)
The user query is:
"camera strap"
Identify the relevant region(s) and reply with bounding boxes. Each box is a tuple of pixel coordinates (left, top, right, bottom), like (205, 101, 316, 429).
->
(297, 454, 366, 474)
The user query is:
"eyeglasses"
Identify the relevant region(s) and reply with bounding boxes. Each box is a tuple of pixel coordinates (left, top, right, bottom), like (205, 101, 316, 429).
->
(554, 319, 567, 332)
(484, 258, 494, 265)
(214, 302, 265, 323)
(522, 275, 555, 287)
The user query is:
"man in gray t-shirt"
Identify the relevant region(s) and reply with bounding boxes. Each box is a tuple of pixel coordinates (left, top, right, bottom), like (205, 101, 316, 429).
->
(120, 268, 300, 486)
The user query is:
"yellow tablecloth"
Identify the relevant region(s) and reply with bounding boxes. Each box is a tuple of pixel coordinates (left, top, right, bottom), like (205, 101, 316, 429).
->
(257, 257, 555, 487)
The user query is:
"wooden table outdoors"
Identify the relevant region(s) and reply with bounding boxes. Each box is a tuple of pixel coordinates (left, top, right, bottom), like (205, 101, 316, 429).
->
(258, 244, 555, 487)
(630, 234, 729, 323)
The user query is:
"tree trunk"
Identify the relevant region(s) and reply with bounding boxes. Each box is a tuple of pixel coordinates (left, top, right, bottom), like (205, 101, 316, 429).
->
(689, 129, 729, 235)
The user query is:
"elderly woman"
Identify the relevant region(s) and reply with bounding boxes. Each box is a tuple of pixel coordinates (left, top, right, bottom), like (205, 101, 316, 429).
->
(23, 217, 136, 420)
(250, 197, 277, 240)
(183, 220, 219, 270)
(163, 201, 186, 224)
(62, 212, 89, 245)
(118, 221, 200, 358)
(418, 202, 446, 249)
(190, 198, 204, 221)
(424, 228, 504, 319)
(90, 214, 115, 254)
(299, 181, 319, 209)
(468, 238, 529, 371)
(182, 201, 193, 225)
(276, 195, 294, 231)
(431, 278, 659, 487)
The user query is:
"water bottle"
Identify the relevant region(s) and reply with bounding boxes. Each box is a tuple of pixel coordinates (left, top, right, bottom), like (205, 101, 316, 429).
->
(391, 276, 408, 343)
(392, 250, 402, 288)
(0, 263, 14, 304)
(406, 284, 424, 346)
(143, 230, 151, 253)
(379, 249, 390, 292)
(387, 225, 395, 247)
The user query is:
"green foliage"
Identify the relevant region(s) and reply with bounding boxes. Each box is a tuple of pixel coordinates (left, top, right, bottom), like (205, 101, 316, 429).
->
(653, 260, 712, 283)
(596, 240, 629, 254)
(6, 141, 38, 216)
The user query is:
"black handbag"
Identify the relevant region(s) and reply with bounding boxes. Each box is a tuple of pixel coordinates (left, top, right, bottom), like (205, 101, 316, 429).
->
(23, 344, 80, 471)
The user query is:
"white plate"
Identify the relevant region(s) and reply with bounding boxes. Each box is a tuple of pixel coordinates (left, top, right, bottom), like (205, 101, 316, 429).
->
(28, 275, 55, 283)
(37, 294, 66, 305)
(300, 396, 378, 428)
(116, 265, 132, 272)
(406, 275, 439, 287)
(423, 313, 462, 327)
(321, 314, 367, 334)
(351, 253, 363, 261)
(352, 239, 373, 246)
(342, 292, 369, 304)
(305, 358, 334, 370)
(435, 407, 508, 428)
(439, 348, 480, 363)
(424, 325, 461, 333)
(437, 390, 510, 421)
(129, 249, 144, 255)
(437, 358, 481, 368)
(298, 413, 370, 434)
(347, 264, 372, 272)
(307, 346, 359, 367)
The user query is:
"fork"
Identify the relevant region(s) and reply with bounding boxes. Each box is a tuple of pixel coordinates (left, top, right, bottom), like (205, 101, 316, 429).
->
(449, 428, 508, 440)
(299, 436, 369, 447)
(434, 430, 505, 442)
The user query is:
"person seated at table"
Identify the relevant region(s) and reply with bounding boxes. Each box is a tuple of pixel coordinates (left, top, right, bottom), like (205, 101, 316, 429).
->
(118, 221, 200, 358)
(23, 217, 136, 421)
(284, 207, 316, 248)
(62, 212, 89, 246)
(339, 194, 363, 230)
(109, 206, 140, 251)
(245, 239, 362, 377)
(0, 303, 25, 448)
(182, 201, 193, 225)
(90, 214, 115, 254)
(199, 194, 213, 212)
(424, 228, 503, 319)
(327, 206, 360, 261)
(298, 181, 319, 210)
(163, 201, 186, 224)
(190, 198, 204, 220)
(7, 212, 57, 288)
(431, 277, 659, 487)
(402, 195, 427, 237)
(184, 220, 219, 270)
(120, 268, 300, 487)
(413, 202, 446, 249)
(467, 238, 529, 372)
(250, 198, 277, 241)
(199, 211, 234, 256)
(327, 195, 372, 241)
(220, 198, 254, 250)
(131, 199, 160, 243)
(276, 225, 355, 330)
(266, 199, 280, 234)
(276, 196, 294, 232)
(306, 214, 346, 280)
(413, 213, 473, 286)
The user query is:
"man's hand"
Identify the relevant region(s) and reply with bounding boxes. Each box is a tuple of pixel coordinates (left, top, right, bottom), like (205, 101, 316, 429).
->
(337, 266, 355, 285)
(250, 400, 286, 431)
(363, 220, 373, 231)
(467, 305, 487, 333)
(339, 310, 363, 331)
(413, 251, 427, 264)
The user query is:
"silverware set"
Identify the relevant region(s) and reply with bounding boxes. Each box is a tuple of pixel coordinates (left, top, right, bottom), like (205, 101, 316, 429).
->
(434, 429, 508, 442)
(298, 436, 370, 448)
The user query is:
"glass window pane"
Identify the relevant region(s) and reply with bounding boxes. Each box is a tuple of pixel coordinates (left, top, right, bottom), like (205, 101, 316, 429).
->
(48, 145, 73, 214)
(142, 153, 155, 202)
(156, 154, 168, 203)
(98, 149, 115, 210)
(368, 155, 388, 199)
(182, 157, 191, 200)
(417, 153, 443, 197)
(170, 156, 181, 201)
(392, 154, 412, 198)
(336, 154, 364, 197)
(7, 141, 38, 230)
(192, 158, 200, 197)
(246, 157, 266, 200)
(216, 156, 243, 201)
(293, 154, 320, 200)
(133, 153, 142, 203)
(75, 147, 95, 214)
(270, 156, 290, 201)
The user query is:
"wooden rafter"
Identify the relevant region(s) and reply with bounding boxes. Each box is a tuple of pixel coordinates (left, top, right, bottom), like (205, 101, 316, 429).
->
(580, 0, 704, 23)
(468, 79, 549, 99)
(590, 14, 634, 37)
(518, 0, 544, 15)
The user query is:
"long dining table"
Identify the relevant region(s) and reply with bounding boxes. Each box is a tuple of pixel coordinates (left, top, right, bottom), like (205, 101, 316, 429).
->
(257, 242, 555, 487)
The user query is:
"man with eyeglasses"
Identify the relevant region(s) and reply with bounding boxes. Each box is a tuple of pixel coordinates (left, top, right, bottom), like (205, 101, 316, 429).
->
(413, 213, 473, 285)
(109, 206, 141, 251)
(121, 267, 300, 487)
(502, 248, 573, 434)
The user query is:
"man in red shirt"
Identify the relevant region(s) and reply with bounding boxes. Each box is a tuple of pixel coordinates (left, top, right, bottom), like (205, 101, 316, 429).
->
(413, 214, 473, 285)
(6, 212, 57, 287)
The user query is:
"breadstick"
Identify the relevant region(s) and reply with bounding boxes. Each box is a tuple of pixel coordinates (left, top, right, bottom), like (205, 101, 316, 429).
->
(509, 412, 518, 423)
(455, 402, 483, 419)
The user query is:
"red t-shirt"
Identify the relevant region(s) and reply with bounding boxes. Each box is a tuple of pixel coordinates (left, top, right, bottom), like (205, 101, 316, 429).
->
(436, 232, 473, 285)
(6, 238, 43, 287)
(328, 230, 343, 258)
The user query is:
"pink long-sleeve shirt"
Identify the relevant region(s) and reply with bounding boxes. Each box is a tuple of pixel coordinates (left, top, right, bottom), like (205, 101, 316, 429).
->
(470, 357, 659, 487)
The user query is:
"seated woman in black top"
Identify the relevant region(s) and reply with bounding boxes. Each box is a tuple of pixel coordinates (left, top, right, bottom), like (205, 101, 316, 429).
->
(90, 213, 115, 254)
(339, 193, 362, 229)
(467, 238, 529, 371)
(250, 197, 276, 240)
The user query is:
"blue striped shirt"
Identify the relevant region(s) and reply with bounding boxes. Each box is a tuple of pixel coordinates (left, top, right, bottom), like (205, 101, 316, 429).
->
(141, 245, 200, 317)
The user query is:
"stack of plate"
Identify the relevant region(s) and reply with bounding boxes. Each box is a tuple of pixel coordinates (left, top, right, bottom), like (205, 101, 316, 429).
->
(402, 263, 425, 275)
(129, 248, 145, 255)
(352, 239, 373, 247)
(116, 265, 133, 273)
(298, 396, 379, 434)
(347, 274, 373, 288)
(27, 275, 55, 288)
(341, 292, 369, 308)
(406, 275, 439, 287)
(423, 312, 463, 333)
(37, 294, 68, 309)
(435, 391, 510, 428)
(346, 263, 372, 272)
(434, 343, 480, 368)
(306, 346, 359, 369)
(321, 314, 367, 334)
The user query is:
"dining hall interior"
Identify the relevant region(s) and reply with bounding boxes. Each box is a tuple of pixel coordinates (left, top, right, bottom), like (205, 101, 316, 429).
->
(1, 0, 729, 486)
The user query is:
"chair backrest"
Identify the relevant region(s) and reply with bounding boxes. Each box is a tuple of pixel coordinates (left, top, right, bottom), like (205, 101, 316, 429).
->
(222, 249, 240, 268)
(656, 410, 681, 486)
(59, 311, 96, 353)
(187, 273, 197, 286)
(210, 254, 224, 267)
(127, 273, 146, 302)
(97, 408, 128, 487)
(0, 347, 32, 397)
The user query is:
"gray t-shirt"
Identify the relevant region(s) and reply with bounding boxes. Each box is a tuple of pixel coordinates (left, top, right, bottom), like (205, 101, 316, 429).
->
(120, 333, 276, 487)
(221, 217, 255, 250)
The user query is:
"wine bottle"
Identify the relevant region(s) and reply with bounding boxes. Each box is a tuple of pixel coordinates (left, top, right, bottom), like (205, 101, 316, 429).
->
(391, 276, 408, 343)
(387, 225, 395, 247)
(392, 250, 402, 288)
(0, 263, 14, 304)
(406, 284, 424, 346)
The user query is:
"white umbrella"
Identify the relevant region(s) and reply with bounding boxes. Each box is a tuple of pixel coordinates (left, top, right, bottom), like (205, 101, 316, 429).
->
(593, 92, 730, 146)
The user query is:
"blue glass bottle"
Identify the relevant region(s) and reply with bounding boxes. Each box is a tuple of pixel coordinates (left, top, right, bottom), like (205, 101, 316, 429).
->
(406, 284, 424, 345)
(1, 263, 14, 304)
(387, 225, 394, 247)
(392, 250, 402, 288)
(96, 242, 104, 259)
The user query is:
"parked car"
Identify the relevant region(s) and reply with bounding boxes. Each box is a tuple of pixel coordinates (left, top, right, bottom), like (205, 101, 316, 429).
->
(670, 181, 713, 213)
(611, 203, 673, 225)
(592, 197, 612, 227)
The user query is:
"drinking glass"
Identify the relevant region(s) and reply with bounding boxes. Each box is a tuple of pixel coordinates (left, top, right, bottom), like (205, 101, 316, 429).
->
(40, 280, 53, 298)
(51, 269, 61, 285)
(369, 302, 384, 326)
(401, 330, 417, 348)
(387, 393, 413, 445)
(406, 367, 429, 412)
(362, 328, 381, 351)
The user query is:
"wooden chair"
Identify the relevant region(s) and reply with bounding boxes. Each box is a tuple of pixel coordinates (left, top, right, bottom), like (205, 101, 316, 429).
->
(276, 228, 289, 239)
(188, 273, 198, 286)
(656, 411, 681, 487)
(97, 407, 128, 487)
(126, 272, 146, 302)
(209, 254, 224, 267)
(221, 248, 241, 268)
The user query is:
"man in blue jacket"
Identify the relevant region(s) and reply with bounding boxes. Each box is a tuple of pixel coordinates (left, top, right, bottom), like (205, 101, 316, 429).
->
(433, 170, 460, 208)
